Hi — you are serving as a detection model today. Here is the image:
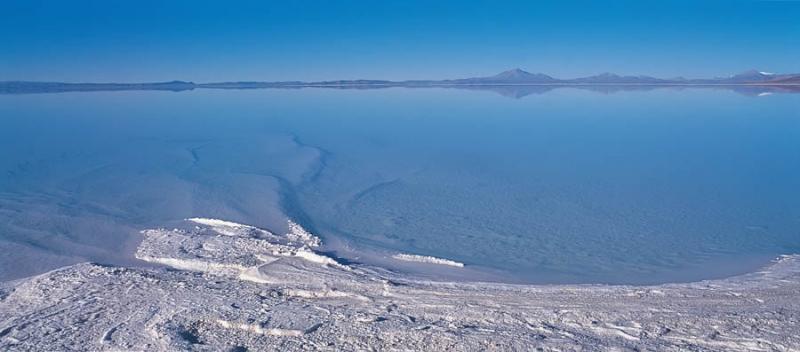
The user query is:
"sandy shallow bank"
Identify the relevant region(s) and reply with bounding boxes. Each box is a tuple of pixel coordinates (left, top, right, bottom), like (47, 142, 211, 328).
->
(1, 219, 798, 351)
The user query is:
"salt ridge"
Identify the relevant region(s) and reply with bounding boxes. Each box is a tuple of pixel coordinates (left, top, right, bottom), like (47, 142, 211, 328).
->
(392, 253, 465, 267)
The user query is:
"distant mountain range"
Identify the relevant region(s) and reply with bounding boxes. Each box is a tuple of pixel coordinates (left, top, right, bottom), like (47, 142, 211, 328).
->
(2, 69, 799, 95)
(0, 80, 197, 93)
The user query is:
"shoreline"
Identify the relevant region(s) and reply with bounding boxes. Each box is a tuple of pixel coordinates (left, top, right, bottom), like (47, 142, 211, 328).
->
(311, 226, 784, 286)
(1, 218, 798, 350)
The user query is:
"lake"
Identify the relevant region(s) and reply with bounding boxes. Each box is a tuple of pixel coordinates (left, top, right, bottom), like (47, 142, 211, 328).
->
(1, 86, 798, 284)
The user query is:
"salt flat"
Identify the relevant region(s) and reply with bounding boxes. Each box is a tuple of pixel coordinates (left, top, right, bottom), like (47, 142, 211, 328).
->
(1, 218, 797, 351)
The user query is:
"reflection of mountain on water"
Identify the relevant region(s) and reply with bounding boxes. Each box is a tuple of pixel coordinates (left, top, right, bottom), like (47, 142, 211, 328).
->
(723, 84, 800, 97)
(449, 85, 559, 98)
(291, 84, 800, 99)
(431, 84, 800, 99)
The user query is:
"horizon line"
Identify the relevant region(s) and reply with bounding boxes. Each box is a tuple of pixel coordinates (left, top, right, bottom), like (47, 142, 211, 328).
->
(3, 68, 800, 85)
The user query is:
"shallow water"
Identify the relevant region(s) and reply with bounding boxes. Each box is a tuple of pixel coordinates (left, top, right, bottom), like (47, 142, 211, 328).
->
(1, 87, 798, 283)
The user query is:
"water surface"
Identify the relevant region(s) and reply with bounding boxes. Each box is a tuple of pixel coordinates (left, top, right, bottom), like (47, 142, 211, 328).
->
(1, 87, 798, 284)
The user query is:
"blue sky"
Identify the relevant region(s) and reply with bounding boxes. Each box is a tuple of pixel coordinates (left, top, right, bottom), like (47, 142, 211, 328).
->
(1, 0, 798, 82)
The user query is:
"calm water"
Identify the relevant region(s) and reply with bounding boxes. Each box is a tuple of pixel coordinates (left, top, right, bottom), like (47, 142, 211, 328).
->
(1, 87, 798, 284)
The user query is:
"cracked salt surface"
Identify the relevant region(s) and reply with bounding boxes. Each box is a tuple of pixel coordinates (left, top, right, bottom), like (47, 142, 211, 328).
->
(1, 218, 798, 351)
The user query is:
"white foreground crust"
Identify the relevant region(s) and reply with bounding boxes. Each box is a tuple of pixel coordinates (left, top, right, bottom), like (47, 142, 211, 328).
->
(1, 219, 798, 351)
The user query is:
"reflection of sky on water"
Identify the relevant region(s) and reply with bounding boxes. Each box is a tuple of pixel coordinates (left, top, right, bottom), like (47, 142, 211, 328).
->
(1, 87, 798, 283)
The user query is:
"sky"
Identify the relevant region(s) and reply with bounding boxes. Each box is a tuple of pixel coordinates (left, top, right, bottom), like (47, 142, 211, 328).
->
(1, 0, 799, 82)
